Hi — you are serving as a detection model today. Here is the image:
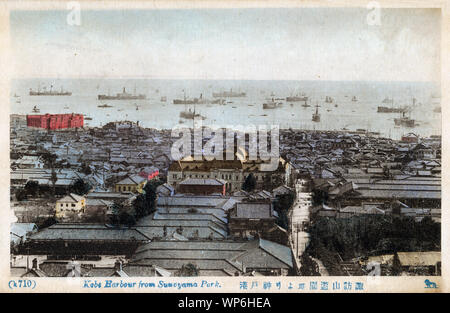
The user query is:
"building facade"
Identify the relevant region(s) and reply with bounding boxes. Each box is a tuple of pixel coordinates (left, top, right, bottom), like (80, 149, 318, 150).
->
(115, 175, 148, 193)
(55, 193, 86, 218)
(27, 114, 84, 130)
(177, 178, 226, 195)
(168, 156, 291, 193)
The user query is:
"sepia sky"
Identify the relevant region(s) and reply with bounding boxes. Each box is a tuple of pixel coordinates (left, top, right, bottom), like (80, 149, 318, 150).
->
(10, 8, 441, 82)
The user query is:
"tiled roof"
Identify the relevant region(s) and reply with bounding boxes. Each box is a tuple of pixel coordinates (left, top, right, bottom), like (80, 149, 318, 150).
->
(29, 224, 151, 241)
(231, 202, 274, 219)
(179, 178, 226, 186)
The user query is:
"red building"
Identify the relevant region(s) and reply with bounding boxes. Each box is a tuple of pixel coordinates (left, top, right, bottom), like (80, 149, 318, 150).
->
(26, 114, 84, 130)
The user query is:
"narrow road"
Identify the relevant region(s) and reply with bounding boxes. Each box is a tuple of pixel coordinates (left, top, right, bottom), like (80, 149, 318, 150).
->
(289, 178, 312, 272)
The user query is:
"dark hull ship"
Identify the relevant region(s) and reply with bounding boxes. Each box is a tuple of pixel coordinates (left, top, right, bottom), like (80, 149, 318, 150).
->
(394, 112, 415, 127)
(179, 108, 205, 120)
(263, 99, 282, 109)
(286, 95, 308, 102)
(312, 105, 320, 122)
(173, 93, 225, 105)
(98, 87, 146, 100)
(377, 107, 406, 113)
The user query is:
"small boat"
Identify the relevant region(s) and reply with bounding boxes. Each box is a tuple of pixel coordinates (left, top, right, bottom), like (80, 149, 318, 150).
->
(32, 106, 40, 113)
(352, 96, 357, 102)
(84, 116, 93, 120)
(301, 103, 311, 108)
(98, 104, 113, 108)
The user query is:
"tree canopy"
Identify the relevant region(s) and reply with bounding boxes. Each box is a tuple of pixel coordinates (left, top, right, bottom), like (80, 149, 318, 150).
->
(242, 173, 256, 192)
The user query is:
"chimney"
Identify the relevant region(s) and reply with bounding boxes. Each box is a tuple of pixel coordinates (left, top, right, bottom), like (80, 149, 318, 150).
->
(32, 258, 38, 270)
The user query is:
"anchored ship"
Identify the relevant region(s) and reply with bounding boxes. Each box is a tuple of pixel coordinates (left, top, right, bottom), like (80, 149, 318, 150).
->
(212, 88, 246, 98)
(312, 104, 320, 122)
(263, 98, 282, 109)
(377, 98, 406, 113)
(286, 93, 308, 102)
(29, 84, 72, 96)
(377, 106, 406, 113)
(174, 92, 224, 105)
(98, 87, 146, 100)
(394, 112, 415, 127)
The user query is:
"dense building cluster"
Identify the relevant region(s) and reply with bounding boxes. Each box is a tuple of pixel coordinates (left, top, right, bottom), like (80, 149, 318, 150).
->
(9, 115, 441, 277)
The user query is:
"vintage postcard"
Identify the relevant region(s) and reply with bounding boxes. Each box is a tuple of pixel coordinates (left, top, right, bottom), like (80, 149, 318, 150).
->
(0, 0, 448, 296)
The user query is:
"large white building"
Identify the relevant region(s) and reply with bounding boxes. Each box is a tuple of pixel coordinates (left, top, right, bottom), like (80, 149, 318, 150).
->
(167, 155, 292, 193)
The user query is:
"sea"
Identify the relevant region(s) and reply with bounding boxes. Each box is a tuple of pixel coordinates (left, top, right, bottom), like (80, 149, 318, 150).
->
(10, 79, 441, 141)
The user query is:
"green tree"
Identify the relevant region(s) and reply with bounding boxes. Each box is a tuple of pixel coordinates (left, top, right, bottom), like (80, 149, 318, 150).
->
(80, 163, 92, 175)
(15, 189, 27, 201)
(24, 181, 39, 197)
(312, 189, 329, 205)
(391, 252, 402, 276)
(273, 192, 295, 230)
(40, 217, 57, 229)
(50, 170, 58, 197)
(70, 178, 91, 196)
(109, 201, 123, 225)
(178, 263, 199, 277)
(133, 179, 163, 219)
(118, 212, 136, 226)
(242, 173, 256, 192)
(42, 152, 58, 197)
